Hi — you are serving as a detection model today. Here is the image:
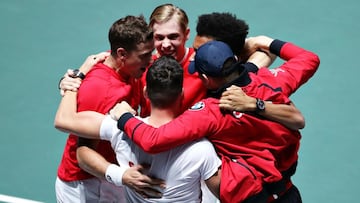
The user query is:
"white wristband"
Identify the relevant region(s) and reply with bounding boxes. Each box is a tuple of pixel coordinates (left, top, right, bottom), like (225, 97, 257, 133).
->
(105, 164, 126, 186)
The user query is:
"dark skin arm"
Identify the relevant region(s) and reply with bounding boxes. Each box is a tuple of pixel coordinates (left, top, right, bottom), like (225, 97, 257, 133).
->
(219, 85, 305, 130)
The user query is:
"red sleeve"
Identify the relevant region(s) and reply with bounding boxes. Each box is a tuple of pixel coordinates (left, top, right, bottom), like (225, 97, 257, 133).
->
(78, 83, 111, 113)
(120, 100, 219, 153)
(77, 69, 129, 113)
(271, 41, 320, 97)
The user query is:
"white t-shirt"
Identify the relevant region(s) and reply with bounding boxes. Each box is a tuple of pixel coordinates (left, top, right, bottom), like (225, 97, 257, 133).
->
(100, 115, 221, 203)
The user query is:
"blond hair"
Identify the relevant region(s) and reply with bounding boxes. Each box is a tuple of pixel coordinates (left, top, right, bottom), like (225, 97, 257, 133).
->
(149, 4, 189, 33)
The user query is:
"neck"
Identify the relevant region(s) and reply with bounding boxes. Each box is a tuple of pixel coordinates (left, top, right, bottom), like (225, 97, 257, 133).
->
(147, 108, 178, 127)
(104, 56, 129, 80)
(177, 47, 189, 65)
(147, 98, 182, 127)
(208, 66, 251, 98)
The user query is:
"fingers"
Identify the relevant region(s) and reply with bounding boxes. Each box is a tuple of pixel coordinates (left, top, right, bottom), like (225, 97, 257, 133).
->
(132, 165, 165, 187)
(66, 69, 75, 76)
(123, 164, 166, 199)
(133, 175, 165, 199)
(141, 187, 163, 199)
(91, 52, 110, 62)
(118, 101, 137, 115)
(60, 89, 65, 97)
(90, 52, 109, 64)
(219, 99, 232, 111)
(79, 52, 109, 74)
(109, 101, 136, 120)
(94, 52, 110, 61)
(60, 75, 81, 91)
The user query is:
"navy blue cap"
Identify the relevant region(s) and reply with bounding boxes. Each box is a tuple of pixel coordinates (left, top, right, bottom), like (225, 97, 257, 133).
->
(189, 41, 236, 77)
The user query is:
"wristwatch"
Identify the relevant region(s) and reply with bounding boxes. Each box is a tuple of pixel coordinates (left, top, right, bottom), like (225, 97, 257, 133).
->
(72, 69, 86, 80)
(255, 98, 265, 113)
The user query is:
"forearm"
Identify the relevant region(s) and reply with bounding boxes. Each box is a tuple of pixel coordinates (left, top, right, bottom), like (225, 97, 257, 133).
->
(77, 145, 111, 179)
(54, 91, 105, 138)
(258, 102, 305, 130)
(118, 112, 211, 153)
(76, 140, 164, 193)
(54, 91, 79, 133)
(246, 50, 276, 68)
(219, 85, 305, 130)
(205, 169, 221, 199)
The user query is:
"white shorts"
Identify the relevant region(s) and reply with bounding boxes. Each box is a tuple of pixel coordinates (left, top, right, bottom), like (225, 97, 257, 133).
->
(55, 176, 126, 203)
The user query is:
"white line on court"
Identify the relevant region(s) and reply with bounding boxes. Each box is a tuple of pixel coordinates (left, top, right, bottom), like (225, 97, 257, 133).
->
(0, 194, 44, 203)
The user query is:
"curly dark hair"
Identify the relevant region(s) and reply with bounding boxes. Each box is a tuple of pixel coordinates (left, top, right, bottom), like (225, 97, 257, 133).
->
(196, 12, 249, 55)
(146, 56, 183, 108)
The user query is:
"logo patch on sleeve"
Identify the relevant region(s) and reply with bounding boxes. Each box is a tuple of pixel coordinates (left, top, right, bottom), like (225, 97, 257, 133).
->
(190, 101, 205, 111)
(269, 68, 285, 76)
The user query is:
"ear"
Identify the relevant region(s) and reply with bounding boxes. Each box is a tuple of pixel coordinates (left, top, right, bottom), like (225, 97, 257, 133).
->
(143, 86, 148, 99)
(116, 48, 127, 59)
(201, 73, 210, 86)
(185, 27, 190, 41)
(180, 88, 185, 100)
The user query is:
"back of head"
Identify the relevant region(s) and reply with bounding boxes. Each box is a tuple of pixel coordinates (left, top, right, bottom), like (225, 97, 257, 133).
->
(108, 15, 153, 57)
(149, 3, 188, 33)
(146, 56, 184, 108)
(196, 12, 248, 55)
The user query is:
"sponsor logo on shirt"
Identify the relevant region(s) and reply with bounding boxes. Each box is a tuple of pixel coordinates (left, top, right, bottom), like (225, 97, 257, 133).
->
(232, 111, 243, 118)
(190, 101, 205, 111)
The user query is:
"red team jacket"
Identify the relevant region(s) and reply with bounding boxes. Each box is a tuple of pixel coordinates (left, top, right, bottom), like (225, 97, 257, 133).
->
(118, 40, 320, 202)
(57, 63, 143, 181)
(140, 47, 207, 117)
(58, 48, 208, 182)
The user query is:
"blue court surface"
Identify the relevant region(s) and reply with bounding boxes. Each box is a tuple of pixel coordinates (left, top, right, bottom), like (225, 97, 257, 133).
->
(0, 0, 359, 202)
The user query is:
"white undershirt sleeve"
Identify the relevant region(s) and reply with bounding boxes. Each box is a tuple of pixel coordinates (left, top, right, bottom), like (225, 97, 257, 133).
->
(99, 115, 118, 141)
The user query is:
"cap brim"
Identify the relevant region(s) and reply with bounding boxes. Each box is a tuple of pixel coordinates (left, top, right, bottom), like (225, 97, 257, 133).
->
(188, 61, 197, 74)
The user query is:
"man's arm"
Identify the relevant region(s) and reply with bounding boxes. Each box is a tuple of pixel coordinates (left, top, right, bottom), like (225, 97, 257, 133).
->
(54, 91, 164, 197)
(205, 169, 221, 199)
(111, 101, 217, 153)
(54, 90, 104, 138)
(54, 52, 110, 137)
(220, 35, 320, 130)
(247, 35, 320, 96)
(75, 142, 164, 198)
(246, 50, 276, 69)
(58, 52, 110, 96)
(54, 53, 165, 197)
(240, 37, 277, 69)
(235, 39, 305, 130)
(219, 85, 305, 130)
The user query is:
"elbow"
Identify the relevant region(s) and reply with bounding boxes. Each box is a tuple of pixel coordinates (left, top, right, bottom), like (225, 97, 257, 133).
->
(311, 53, 321, 72)
(54, 118, 62, 131)
(54, 115, 69, 133)
(297, 117, 305, 130)
(314, 54, 320, 66)
(294, 113, 305, 130)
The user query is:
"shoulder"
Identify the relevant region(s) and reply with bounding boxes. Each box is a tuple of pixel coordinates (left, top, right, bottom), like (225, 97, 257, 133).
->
(184, 139, 219, 166)
(179, 139, 216, 160)
(188, 98, 218, 111)
(191, 139, 215, 152)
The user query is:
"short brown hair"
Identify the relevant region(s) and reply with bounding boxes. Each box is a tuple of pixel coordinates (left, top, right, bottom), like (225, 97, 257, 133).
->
(108, 15, 153, 56)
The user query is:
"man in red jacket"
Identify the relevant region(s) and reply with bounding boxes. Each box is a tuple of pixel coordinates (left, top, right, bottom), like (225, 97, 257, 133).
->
(55, 16, 154, 202)
(111, 36, 320, 202)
